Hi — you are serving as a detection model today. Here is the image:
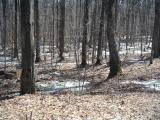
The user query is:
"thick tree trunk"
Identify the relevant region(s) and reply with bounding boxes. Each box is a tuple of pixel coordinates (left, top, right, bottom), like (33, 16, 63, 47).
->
(58, 0, 65, 61)
(81, 0, 89, 67)
(96, 0, 105, 65)
(34, 0, 41, 63)
(152, 0, 160, 58)
(20, 0, 35, 95)
(106, 0, 122, 78)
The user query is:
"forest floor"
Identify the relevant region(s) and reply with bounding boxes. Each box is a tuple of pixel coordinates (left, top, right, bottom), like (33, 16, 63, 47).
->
(1, 58, 160, 120)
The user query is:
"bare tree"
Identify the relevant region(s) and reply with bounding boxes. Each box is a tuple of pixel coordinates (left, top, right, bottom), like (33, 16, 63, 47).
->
(34, 0, 41, 62)
(20, 0, 35, 94)
(52, 0, 55, 58)
(81, 0, 89, 67)
(2, 0, 7, 73)
(2, 0, 7, 50)
(96, 0, 105, 65)
(106, 0, 122, 78)
(152, 0, 160, 58)
(58, 0, 65, 61)
(90, 0, 97, 64)
(14, 0, 18, 58)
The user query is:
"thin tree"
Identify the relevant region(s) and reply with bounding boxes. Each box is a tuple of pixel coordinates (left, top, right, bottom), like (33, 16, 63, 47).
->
(125, 0, 131, 51)
(34, 0, 41, 62)
(96, 0, 105, 65)
(2, 0, 7, 51)
(90, 0, 97, 64)
(52, 0, 55, 58)
(56, 0, 59, 49)
(2, 0, 7, 73)
(14, 0, 18, 58)
(81, 0, 89, 67)
(106, 0, 122, 78)
(20, 0, 35, 94)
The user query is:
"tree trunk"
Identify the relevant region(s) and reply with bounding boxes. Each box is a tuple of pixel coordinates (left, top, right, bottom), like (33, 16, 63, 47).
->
(2, 0, 7, 73)
(96, 0, 105, 65)
(90, 0, 97, 64)
(52, 0, 55, 58)
(2, 0, 7, 51)
(14, 0, 18, 58)
(125, 9, 130, 51)
(20, 0, 35, 95)
(81, 0, 89, 67)
(106, 0, 122, 78)
(152, 0, 160, 58)
(34, 0, 41, 63)
(56, 0, 59, 49)
(58, 0, 65, 61)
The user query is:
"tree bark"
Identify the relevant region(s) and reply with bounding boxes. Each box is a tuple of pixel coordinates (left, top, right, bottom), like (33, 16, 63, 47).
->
(2, 0, 7, 51)
(81, 0, 89, 67)
(152, 0, 160, 58)
(52, 0, 55, 58)
(34, 0, 41, 63)
(20, 0, 35, 95)
(58, 0, 65, 61)
(96, 0, 105, 65)
(106, 0, 122, 78)
(14, 0, 18, 58)
(90, 0, 97, 64)
(2, 0, 7, 73)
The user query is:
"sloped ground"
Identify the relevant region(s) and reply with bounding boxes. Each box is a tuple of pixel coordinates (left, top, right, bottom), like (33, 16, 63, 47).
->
(1, 59, 160, 119)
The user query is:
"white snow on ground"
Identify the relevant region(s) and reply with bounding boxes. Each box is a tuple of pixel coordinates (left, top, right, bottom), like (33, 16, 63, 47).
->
(132, 79, 160, 91)
(0, 57, 11, 62)
(36, 80, 90, 93)
(121, 79, 160, 92)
